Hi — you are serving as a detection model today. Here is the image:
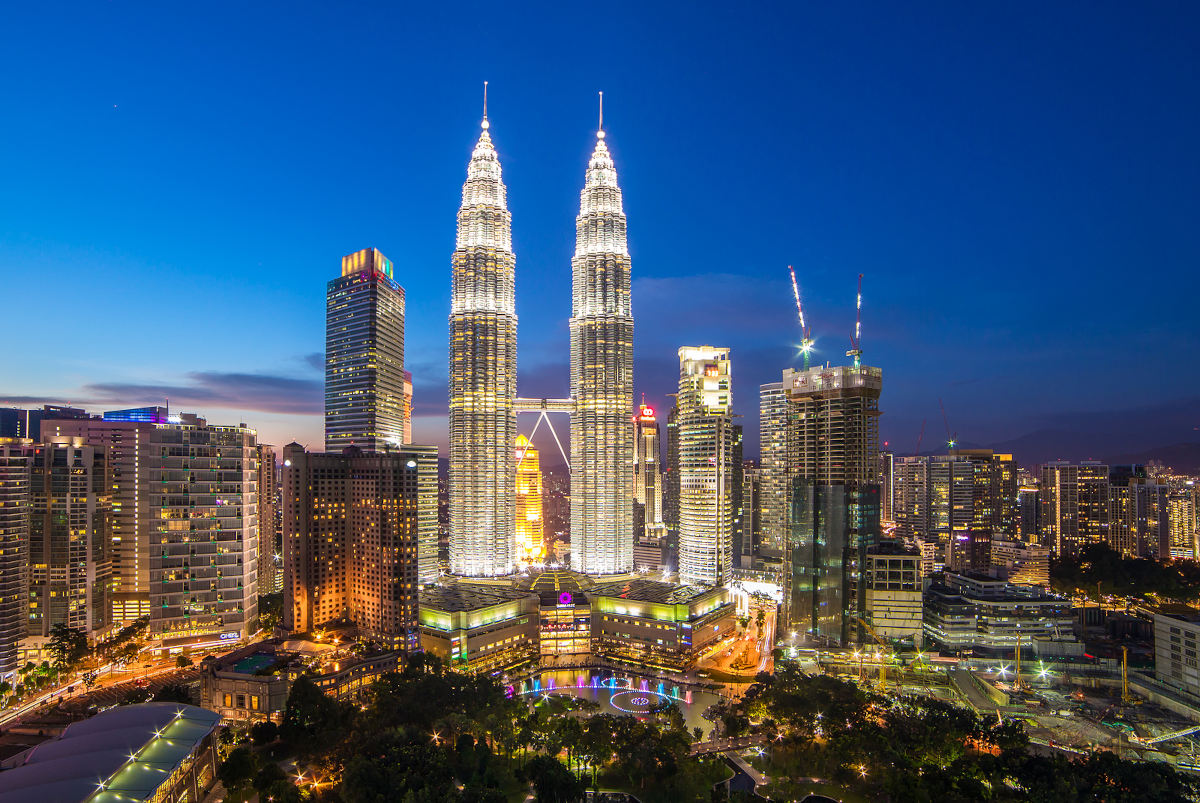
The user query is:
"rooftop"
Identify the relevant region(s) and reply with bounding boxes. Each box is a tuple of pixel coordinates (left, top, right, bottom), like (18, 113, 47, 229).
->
(0, 703, 220, 803)
(590, 578, 716, 605)
(421, 584, 536, 613)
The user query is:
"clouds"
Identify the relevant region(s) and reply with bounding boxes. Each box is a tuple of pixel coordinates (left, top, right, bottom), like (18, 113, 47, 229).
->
(82, 371, 322, 416)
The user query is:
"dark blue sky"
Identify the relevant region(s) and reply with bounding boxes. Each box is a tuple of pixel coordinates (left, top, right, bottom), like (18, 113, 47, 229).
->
(2, 2, 1198, 462)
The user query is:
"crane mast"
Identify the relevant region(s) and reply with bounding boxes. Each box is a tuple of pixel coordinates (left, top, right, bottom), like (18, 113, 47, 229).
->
(846, 273, 863, 369)
(788, 265, 814, 369)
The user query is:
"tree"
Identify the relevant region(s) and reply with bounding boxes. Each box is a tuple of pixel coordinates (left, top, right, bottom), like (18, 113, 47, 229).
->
(280, 675, 350, 752)
(217, 746, 257, 795)
(47, 624, 87, 667)
(151, 683, 193, 704)
(523, 754, 585, 802)
(112, 642, 140, 667)
(250, 719, 279, 745)
(176, 654, 194, 668)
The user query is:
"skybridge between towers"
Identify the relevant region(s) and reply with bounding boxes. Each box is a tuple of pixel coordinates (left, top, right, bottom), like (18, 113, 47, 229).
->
(514, 397, 574, 468)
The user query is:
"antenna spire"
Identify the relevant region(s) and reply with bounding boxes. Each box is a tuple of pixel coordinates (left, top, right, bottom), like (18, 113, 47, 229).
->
(481, 81, 489, 129)
(597, 91, 605, 139)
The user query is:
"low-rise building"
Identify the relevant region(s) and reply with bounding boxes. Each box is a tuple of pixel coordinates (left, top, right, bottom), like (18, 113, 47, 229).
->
(418, 585, 540, 673)
(1153, 605, 1200, 697)
(200, 639, 402, 724)
(862, 542, 923, 647)
(924, 572, 1075, 656)
(0, 703, 220, 803)
(990, 538, 1050, 587)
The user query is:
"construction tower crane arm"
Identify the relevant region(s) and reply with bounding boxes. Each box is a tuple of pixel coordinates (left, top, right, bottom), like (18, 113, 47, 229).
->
(846, 273, 863, 369)
(788, 265, 814, 370)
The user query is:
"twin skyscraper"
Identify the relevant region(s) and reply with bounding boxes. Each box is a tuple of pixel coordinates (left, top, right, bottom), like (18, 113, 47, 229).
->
(449, 92, 634, 578)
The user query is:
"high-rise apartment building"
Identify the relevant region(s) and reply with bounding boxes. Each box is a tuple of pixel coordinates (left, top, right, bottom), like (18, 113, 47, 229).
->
(880, 451, 895, 524)
(325, 247, 407, 453)
(257, 444, 280, 595)
(282, 443, 437, 650)
(28, 437, 112, 639)
(515, 435, 545, 565)
(758, 382, 788, 557)
(663, 405, 680, 534)
(735, 461, 761, 570)
(1109, 467, 1169, 559)
(1169, 488, 1199, 559)
(569, 121, 635, 576)
(782, 363, 882, 644)
(0, 441, 30, 673)
(1039, 461, 1109, 556)
(633, 404, 665, 538)
(449, 112, 518, 577)
(676, 346, 734, 587)
(147, 414, 258, 649)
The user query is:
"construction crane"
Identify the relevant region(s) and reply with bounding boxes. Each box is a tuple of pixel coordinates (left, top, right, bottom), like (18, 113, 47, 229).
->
(854, 616, 892, 692)
(1136, 724, 1200, 745)
(915, 419, 926, 456)
(939, 398, 957, 451)
(788, 265, 814, 369)
(1121, 645, 1133, 704)
(845, 273, 863, 369)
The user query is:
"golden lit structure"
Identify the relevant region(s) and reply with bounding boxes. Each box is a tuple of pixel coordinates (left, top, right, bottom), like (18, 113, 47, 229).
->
(515, 435, 545, 565)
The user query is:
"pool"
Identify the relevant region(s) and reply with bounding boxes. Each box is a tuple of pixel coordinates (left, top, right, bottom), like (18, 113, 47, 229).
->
(232, 653, 277, 674)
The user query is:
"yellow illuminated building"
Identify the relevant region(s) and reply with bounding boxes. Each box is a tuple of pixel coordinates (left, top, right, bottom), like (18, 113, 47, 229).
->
(515, 435, 545, 564)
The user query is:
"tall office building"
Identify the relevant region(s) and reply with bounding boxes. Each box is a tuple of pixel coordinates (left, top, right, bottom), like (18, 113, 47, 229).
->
(282, 443, 437, 650)
(569, 119, 635, 576)
(735, 461, 761, 570)
(633, 403, 665, 538)
(677, 347, 734, 587)
(782, 363, 882, 644)
(880, 451, 895, 524)
(1169, 488, 1199, 559)
(1039, 461, 1109, 556)
(758, 382, 789, 557)
(449, 111, 518, 577)
(147, 414, 258, 648)
(325, 248, 407, 453)
(0, 405, 89, 440)
(1109, 466, 1169, 559)
(403, 370, 414, 445)
(663, 404, 680, 533)
(28, 437, 112, 639)
(515, 435, 545, 565)
(257, 444, 280, 595)
(0, 441, 30, 673)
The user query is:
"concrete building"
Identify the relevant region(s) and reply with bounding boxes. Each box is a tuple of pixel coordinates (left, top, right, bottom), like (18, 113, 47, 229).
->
(1154, 606, 1200, 698)
(282, 443, 438, 651)
(419, 585, 541, 674)
(676, 346, 734, 587)
(862, 542, 923, 646)
(146, 414, 258, 650)
(734, 462, 761, 571)
(757, 381, 788, 558)
(1039, 461, 1109, 556)
(42, 414, 156, 625)
(990, 537, 1051, 587)
(27, 437, 112, 640)
(0, 441, 30, 674)
(256, 444, 280, 595)
(633, 403, 666, 540)
(569, 121, 635, 577)
(515, 435, 545, 565)
(449, 111, 518, 578)
(1109, 466, 1170, 559)
(782, 363, 882, 645)
(923, 572, 1075, 656)
(1168, 488, 1199, 559)
(325, 247, 408, 453)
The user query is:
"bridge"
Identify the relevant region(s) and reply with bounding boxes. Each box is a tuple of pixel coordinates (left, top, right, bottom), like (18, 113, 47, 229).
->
(689, 734, 766, 757)
(513, 397, 573, 469)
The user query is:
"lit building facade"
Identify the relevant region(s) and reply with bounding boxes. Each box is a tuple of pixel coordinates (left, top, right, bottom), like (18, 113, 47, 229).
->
(256, 444, 280, 595)
(1039, 461, 1109, 556)
(1169, 488, 1199, 559)
(282, 443, 438, 651)
(44, 414, 156, 624)
(325, 247, 407, 453)
(569, 122, 634, 576)
(676, 346, 734, 587)
(515, 435, 545, 565)
(449, 113, 518, 577)
(862, 542, 923, 647)
(633, 404, 665, 538)
(148, 415, 258, 649)
(27, 437, 112, 639)
(0, 441, 30, 674)
(758, 381, 789, 558)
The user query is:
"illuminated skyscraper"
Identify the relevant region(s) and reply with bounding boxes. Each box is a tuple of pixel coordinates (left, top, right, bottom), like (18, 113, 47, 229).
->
(570, 107, 634, 575)
(515, 435, 545, 565)
(634, 403, 665, 536)
(677, 346, 734, 587)
(449, 105, 518, 577)
(0, 441, 28, 673)
(758, 382, 789, 558)
(326, 247, 407, 453)
(1039, 461, 1109, 556)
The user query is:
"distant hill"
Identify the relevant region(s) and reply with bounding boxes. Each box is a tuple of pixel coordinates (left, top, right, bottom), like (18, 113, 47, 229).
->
(1102, 442, 1200, 474)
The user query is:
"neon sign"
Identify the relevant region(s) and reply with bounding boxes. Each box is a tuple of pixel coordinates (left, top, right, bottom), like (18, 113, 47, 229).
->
(558, 591, 574, 606)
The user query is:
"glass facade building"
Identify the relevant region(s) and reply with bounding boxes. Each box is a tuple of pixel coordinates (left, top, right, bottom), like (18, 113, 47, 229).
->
(325, 247, 407, 453)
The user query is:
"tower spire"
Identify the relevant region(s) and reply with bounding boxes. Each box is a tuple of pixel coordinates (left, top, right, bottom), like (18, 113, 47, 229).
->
(598, 90, 604, 137)
(482, 81, 489, 129)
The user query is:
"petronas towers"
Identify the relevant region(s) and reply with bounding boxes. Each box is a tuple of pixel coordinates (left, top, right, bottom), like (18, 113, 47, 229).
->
(448, 95, 634, 578)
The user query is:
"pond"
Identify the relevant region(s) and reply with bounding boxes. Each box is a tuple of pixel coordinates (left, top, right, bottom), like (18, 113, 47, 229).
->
(506, 669, 722, 737)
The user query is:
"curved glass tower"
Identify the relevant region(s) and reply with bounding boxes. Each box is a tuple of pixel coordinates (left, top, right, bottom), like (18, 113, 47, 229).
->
(449, 112, 517, 576)
(569, 119, 634, 575)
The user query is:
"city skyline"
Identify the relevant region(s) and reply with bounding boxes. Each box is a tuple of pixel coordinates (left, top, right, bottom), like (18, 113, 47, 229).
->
(2, 4, 1199, 465)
